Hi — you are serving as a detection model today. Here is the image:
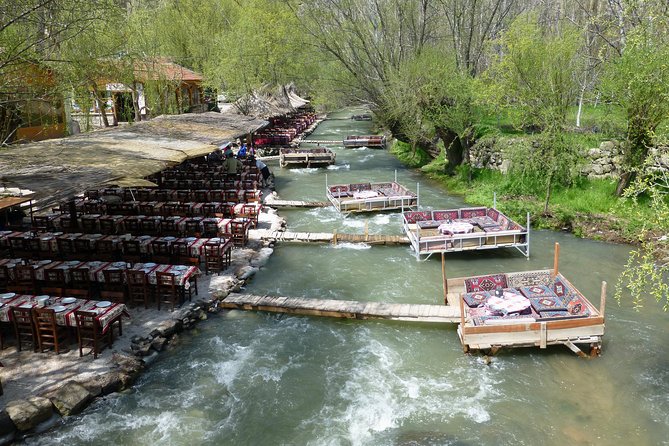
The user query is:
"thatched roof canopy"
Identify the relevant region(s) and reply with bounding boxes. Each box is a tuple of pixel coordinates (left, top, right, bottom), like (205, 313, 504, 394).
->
(0, 111, 268, 210)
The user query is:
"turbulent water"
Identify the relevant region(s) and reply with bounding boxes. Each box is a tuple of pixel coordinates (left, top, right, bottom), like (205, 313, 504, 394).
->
(25, 110, 669, 446)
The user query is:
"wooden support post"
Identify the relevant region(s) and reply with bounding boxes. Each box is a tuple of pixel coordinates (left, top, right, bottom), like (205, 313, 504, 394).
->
(459, 296, 466, 351)
(441, 252, 448, 305)
(332, 229, 337, 246)
(364, 221, 369, 242)
(552, 242, 560, 277)
(600, 281, 607, 317)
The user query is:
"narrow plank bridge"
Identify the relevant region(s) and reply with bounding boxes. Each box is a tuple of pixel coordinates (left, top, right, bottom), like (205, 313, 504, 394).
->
(220, 294, 461, 323)
(263, 199, 330, 208)
(251, 229, 410, 245)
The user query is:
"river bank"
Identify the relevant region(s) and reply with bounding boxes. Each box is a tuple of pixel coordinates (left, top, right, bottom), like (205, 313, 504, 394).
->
(0, 206, 285, 444)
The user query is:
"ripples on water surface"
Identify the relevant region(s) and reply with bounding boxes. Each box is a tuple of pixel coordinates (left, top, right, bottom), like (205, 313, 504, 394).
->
(25, 109, 669, 446)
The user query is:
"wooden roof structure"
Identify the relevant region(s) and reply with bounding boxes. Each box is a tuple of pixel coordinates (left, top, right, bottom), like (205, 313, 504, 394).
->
(0, 111, 268, 211)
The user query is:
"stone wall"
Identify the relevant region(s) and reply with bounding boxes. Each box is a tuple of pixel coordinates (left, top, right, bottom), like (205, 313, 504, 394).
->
(469, 137, 635, 179)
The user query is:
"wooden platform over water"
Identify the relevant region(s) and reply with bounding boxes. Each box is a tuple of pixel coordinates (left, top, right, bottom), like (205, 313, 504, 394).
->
(251, 229, 410, 245)
(263, 199, 330, 208)
(220, 294, 461, 323)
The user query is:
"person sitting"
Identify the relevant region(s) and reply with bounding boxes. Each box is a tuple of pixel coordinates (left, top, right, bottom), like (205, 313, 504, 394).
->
(223, 152, 244, 177)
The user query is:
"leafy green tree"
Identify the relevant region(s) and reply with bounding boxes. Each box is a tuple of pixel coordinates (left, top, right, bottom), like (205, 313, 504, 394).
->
(600, 27, 669, 196)
(615, 165, 669, 311)
(485, 13, 584, 211)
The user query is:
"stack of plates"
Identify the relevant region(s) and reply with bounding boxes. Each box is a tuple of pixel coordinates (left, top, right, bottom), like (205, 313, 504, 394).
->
(62, 297, 77, 304)
(96, 301, 112, 308)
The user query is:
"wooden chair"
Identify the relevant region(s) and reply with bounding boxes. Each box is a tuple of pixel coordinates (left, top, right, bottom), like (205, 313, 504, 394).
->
(74, 238, 95, 260)
(176, 203, 192, 216)
(138, 202, 156, 216)
(204, 243, 226, 275)
(156, 272, 180, 312)
(56, 238, 76, 260)
(171, 241, 200, 266)
(121, 239, 143, 263)
(75, 310, 112, 359)
(176, 190, 191, 203)
(161, 202, 178, 217)
(99, 217, 117, 235)
(150, 240, 171, 264)
(10, 307, 37, 352)
(126, 270, 150, 309)
(43, 268, 67, 290)
(194, 190, 209, 202)
(25, 237, 44, 260)
(96, 238, 118, 261)
(154, 190, 169, 202)
(202, 220, 220, 237)
(183, 219, 201, 237)
(32, 215, 53, 232)
(120, 202, 137, 216)
(33, 307, 69, 354)
(81, 216, 99, 233)
(140, 218, 161, 235)
(69, 267, 92, 296)
(82, 201, 102, 215)
(102, 269, 126, 294)
(123, 217, 141, 234)
(225, 189, 239, 203)
(0, 265, 9, 292)
(200, 203, 217, 217)
(161, 218, 180, 236)
(8, 237, 30, 258)
(136, 189, 152, 201)
(13, 265, 38, 293)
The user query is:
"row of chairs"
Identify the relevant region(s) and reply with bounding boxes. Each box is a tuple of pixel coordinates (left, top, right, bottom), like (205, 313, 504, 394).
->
(85, 189, 258, 204)
(4, 238, 230, 272)
(0, 263, 197, 311)
(35, 215, 221, 237)
(8, 306, 118, 359)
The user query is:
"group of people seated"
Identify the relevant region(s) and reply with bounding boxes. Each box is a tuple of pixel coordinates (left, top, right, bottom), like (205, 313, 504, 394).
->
(211, 143, 274, 190)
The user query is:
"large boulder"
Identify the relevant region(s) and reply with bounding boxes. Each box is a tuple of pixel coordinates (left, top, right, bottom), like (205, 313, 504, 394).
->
(83, 372, 124, 397)
(49, 381, 92, 417)
(6, 396, 53, 430)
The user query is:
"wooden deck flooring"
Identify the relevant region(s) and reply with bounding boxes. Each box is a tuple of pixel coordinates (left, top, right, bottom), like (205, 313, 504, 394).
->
(220, 294, 461, 323)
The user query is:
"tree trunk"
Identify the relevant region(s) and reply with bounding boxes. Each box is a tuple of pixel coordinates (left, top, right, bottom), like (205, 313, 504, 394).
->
(616, 170, 633, 196)
(91, 84, 109, 128)
(131, 81, 141, 122)
(436, 127, 463, 175)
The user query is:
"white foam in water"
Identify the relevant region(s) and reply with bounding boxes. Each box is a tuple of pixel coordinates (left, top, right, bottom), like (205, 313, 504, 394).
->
(327, 163, 350, 170)
(372, 214, 391, 225)
(342, 219, 366, 229)
(213, 344, 253, 387)
(329, 242, 371, 250)
(292, 167, 320, 174)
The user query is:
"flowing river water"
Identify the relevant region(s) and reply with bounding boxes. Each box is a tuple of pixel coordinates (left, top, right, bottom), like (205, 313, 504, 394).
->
(26, 110, 669, 445)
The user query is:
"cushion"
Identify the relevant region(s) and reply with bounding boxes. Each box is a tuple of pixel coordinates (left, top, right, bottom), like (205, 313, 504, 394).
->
(497, 215, 510, 230)
(349, 183, 371, 192)
(463, 290, 491, 308)
(433, 210, 459, 221)
(403, 211, 432, 224)
(486, 208, 500, 221)
(529, 296, 569, 312)
(464, 274, 508, 292)
(506, 270, 552, 288)
(520, 285, 556, 299)
(460, 207, 487, 218)
(552, 277, 572, 297)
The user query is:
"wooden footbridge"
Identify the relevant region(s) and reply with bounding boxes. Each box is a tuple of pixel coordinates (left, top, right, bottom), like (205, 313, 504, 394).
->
(263, 199, 330, 208)
(299, 140, 342, 146)
(220, 294, 461, 323)
(250, 229, 409, 245)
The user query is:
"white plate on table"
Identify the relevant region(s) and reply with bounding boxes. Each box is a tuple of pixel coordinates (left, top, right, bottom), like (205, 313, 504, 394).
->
(0, 293, 16, 299)
(35, 295, 49, 300)
(139, 235, 152, 239)
(96, 301, 112, 308)
(52, 305, 66, 313)
(112, 262, 128, 268)
(173, 265, 189, 271)
(62, 297, 77, 304)
(19, 304, 32, 309)
(163, 236, 176, 241)
(143, 263, 157, 267)
(185, 237, 197, 242)
(65, 261, 81, 266)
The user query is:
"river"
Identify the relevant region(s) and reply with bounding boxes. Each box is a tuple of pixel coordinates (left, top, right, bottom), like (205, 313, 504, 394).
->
(26, 109, 669, 446)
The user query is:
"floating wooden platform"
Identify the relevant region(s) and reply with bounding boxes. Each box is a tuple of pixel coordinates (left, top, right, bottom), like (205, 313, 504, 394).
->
(257, 155, 281, 162)
(250, 229, 410, 245)
(280, 148, 336, 168)
(220, 294, 461, 323)
(327, 180, 418, 215)
(300, 140, 342, 145)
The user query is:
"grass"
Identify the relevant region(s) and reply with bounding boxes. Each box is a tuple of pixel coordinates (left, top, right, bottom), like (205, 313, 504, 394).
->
(391, 139, 654, 242)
